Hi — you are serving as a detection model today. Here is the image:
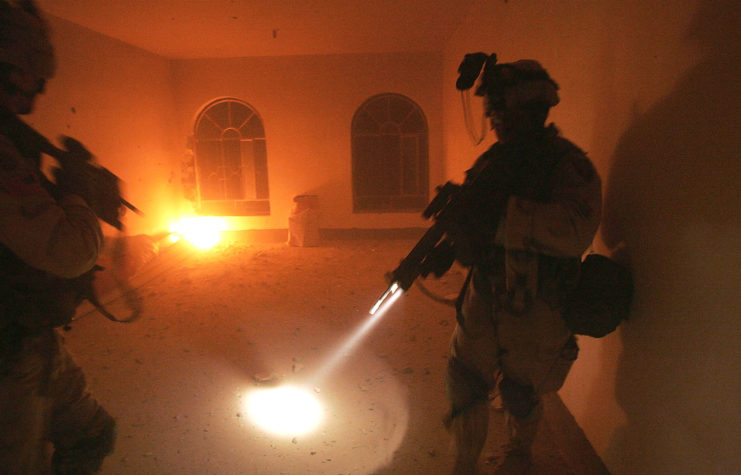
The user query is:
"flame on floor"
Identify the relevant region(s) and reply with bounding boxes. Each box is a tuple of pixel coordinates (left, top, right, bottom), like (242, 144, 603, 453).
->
(169, 217, 228, 249)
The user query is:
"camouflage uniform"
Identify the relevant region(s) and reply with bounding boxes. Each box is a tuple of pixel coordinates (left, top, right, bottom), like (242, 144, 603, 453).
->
(0, 129, 115, 474)
(0, 2, 115, 473)
(446, 56, 601, 474)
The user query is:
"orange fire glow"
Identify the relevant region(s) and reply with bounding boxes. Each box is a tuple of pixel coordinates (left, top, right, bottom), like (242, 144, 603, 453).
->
(169, 216, 229, 250)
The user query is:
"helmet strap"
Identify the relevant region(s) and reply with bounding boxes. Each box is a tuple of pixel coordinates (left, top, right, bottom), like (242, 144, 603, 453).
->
(460, 89, 487, 146)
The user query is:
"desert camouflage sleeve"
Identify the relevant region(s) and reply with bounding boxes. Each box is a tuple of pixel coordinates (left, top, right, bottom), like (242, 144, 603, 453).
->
(502, 149, 602, 258)
(0, 135, 102, 278)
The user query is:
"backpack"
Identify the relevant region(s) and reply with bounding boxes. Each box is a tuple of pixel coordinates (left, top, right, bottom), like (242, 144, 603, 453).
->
(562, 253, 633, 338)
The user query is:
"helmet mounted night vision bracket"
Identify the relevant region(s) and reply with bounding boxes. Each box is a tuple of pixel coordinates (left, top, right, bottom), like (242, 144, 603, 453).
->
(456, 52, 496, 146)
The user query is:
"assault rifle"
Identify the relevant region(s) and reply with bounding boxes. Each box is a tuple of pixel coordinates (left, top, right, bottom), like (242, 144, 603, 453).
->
(0, 110, 141, 230)
(371, 154, 507, 314)
(386, 182, 462, 291)
(0, 110, 143, 323)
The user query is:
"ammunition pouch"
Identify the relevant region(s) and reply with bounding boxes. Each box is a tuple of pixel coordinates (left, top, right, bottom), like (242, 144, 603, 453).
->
(498, 376, 538, 419)
(1, 249, 100, 340)
(537, 254, 581, 310)
(1, 268, 97, 332)
(1, 239, 101, 333)
(476, 249, 580, 312)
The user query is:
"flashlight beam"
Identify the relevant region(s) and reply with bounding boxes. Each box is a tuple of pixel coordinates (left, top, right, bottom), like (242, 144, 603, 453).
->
(308, 283, 404, 386)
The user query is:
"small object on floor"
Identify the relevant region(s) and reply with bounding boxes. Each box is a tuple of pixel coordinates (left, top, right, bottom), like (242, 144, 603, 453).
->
(493, 449, 532, 474)
(253, 372, 280, 385)
(484, 454, 499, 465)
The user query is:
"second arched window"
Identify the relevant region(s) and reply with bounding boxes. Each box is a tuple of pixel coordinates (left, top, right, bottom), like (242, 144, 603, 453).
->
(351, 93, 429, 212)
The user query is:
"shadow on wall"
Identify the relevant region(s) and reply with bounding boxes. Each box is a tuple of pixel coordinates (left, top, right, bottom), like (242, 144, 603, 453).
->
(599, 0, 740, 472)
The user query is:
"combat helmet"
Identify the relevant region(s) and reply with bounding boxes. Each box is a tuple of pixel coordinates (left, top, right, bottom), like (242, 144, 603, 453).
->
(0, 0, 55, 81)
(457, 53, 559, 111)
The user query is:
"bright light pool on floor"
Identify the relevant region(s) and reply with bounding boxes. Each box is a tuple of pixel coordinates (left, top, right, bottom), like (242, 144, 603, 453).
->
(245, 385, 323, 436)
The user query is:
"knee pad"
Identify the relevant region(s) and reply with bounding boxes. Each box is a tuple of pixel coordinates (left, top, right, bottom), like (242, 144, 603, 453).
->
(445, 356, 491, 421)
(498, 376, 538, 419)
(52, 409, 116, 474)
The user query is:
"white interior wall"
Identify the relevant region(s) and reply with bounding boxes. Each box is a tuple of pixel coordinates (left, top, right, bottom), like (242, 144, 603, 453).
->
(34, 16, 445, 237)
(32, 15, 179, 236)
(170, 52, 444, 231)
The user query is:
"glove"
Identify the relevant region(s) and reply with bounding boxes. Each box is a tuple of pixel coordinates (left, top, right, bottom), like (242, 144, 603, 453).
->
(53, 137, 125, 229)
(60, 136, 93, 162)
(53, 136, 94, 200)
(433, 212, 484, 267)
(53, 165, 92, 202)
(419, 239, 456, 278)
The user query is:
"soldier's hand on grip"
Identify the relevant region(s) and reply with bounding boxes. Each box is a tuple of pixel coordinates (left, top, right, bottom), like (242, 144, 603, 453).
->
(53, 136, 125, 229)
(435, 207, 486, 267)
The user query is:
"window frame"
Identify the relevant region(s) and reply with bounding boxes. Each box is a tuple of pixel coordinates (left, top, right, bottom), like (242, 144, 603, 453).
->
(351, 93, 429, 213)
(191, 97, 270, 216)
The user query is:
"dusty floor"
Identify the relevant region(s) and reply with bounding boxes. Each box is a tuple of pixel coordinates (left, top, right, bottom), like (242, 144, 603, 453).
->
(64, 235, 604, 474)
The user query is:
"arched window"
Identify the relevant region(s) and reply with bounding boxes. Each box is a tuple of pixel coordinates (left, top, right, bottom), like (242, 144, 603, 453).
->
(191, 98, 270, 216)
(351, 93, 429, 212)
